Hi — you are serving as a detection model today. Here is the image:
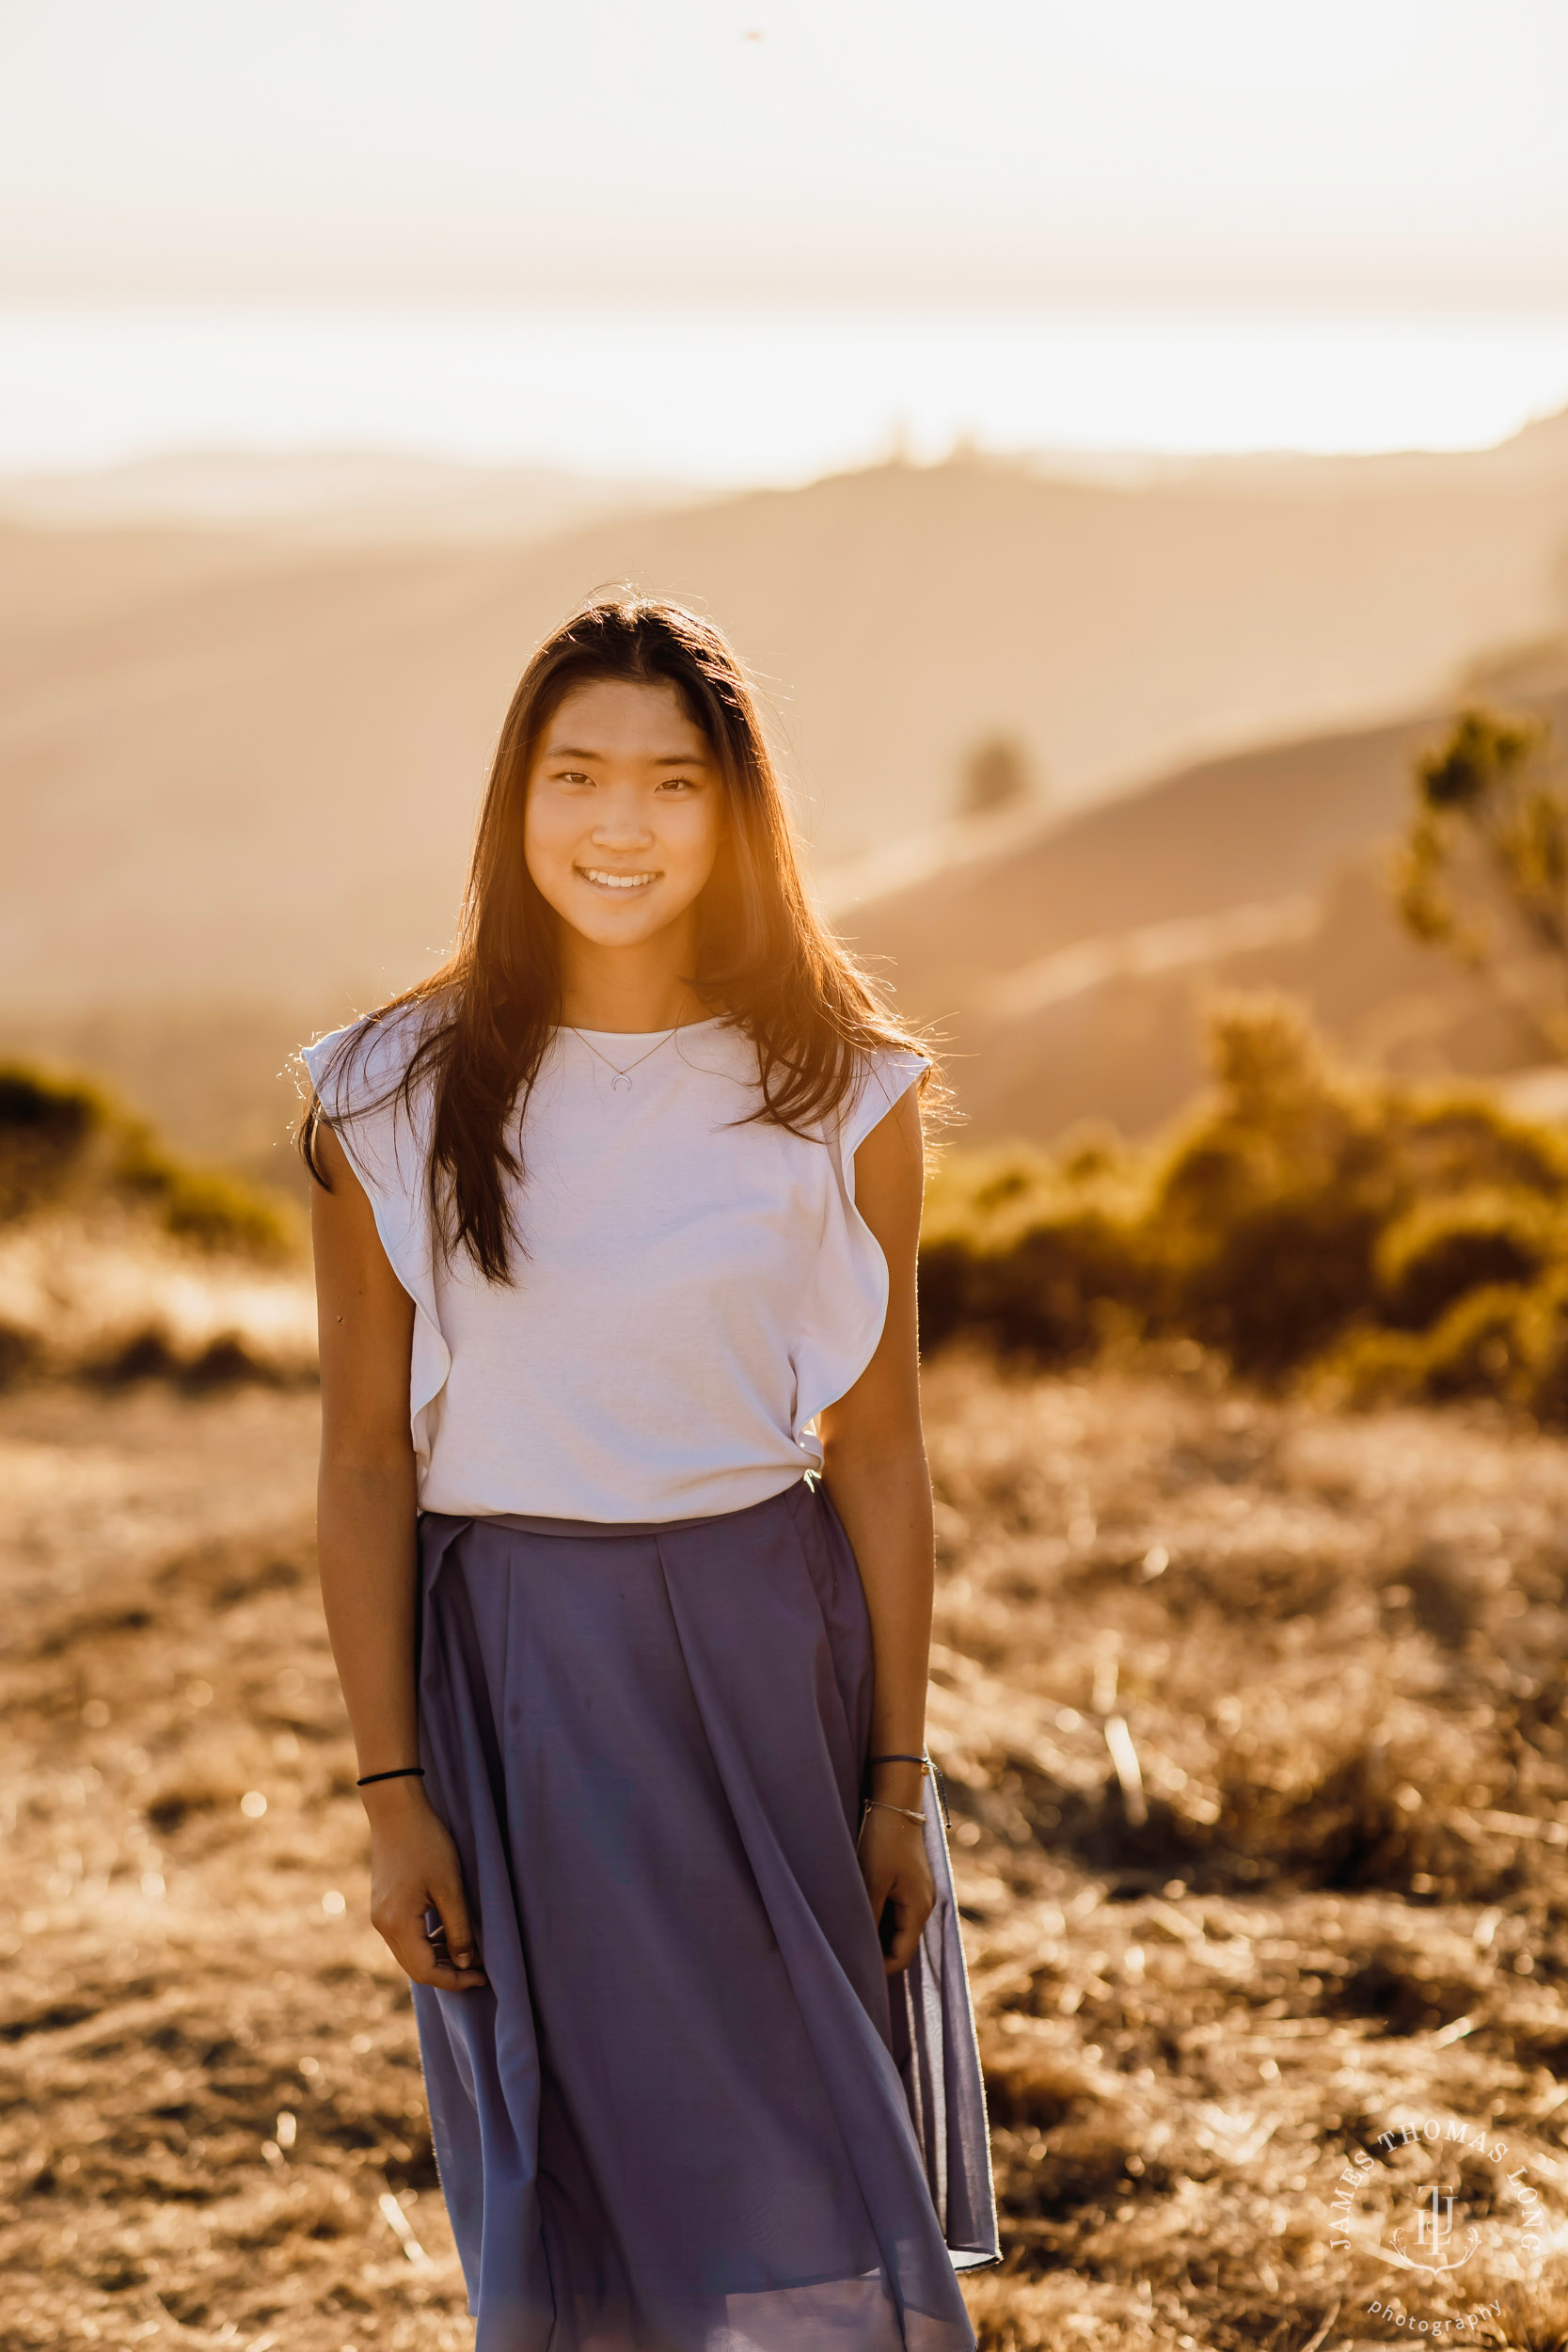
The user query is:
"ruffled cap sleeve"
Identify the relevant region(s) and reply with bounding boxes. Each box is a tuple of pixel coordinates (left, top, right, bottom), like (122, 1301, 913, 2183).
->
(792, 1042, 929, 1454)
(300, 1009, 451, 1470)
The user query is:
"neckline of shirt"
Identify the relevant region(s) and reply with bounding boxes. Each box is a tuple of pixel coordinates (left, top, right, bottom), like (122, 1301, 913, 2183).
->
(560, 1015, 732, 1041)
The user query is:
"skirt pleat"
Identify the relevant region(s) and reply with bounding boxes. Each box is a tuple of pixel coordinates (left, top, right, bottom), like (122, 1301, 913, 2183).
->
(410, 1474, 999, 2352)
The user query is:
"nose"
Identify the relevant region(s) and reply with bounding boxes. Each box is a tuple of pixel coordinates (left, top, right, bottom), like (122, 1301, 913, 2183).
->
(589, 787, 654, 850)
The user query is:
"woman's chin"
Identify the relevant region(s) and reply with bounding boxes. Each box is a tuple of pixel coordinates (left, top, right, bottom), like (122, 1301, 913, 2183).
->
(572, 905, 665, 948)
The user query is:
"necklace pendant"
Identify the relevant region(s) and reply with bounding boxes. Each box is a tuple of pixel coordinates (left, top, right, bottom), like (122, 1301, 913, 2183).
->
(610, 1073, 633, 1092)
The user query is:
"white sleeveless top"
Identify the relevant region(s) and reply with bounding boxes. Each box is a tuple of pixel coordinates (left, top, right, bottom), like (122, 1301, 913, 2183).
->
(301, 1007, 927, 1523)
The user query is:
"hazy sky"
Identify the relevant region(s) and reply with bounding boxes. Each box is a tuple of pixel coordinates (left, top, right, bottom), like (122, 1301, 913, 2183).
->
(3, 0, 1566, 306)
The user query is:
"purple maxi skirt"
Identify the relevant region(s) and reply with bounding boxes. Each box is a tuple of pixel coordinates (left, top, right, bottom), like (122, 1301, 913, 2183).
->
(410, 1472, 999, 2352)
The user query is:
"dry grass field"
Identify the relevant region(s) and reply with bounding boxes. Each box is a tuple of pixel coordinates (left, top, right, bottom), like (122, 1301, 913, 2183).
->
(5, 1356, 1568, 2350)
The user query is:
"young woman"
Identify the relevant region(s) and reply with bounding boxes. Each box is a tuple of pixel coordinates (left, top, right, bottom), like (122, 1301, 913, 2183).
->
(300, 596, 997, 2352)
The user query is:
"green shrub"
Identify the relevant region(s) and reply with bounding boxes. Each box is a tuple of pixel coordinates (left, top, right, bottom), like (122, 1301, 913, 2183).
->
(1320, 1286, 1528, 1406)
(920, 1143, 1153, 1357)
(0, 1057, 297, 1260)
(918, 992, 1568, 1416)
(1374, 1188, 1558, 1328)
(1513, 1267, 1568, 1420)
(112, 1120, 295, 1258)
(1418, 1282, 1536, 1398)
(0, 1062, 111, 1217)
(1148, 1001, 1402, 1373)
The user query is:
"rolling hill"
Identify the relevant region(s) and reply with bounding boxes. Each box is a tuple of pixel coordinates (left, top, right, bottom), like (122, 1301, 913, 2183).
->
(4, 417, 1568, 1024)
(839, 666, 1568, 1144)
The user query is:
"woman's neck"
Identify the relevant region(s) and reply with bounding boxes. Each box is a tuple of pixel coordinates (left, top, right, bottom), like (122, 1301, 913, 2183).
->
(555, 925, 706, 1035)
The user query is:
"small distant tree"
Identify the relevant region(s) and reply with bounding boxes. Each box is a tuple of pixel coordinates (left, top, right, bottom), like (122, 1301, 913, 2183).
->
(958, 733, 1037, 818)
(1394, 705, 1568, 1052)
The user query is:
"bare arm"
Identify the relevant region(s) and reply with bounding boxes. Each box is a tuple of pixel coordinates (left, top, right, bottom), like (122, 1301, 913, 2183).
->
(310, 1116, 485, 1992)
(816, 1082, 936, 1975)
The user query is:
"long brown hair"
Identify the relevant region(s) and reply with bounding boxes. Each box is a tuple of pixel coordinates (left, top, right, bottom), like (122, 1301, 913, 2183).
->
(300, 593, 937, 1280)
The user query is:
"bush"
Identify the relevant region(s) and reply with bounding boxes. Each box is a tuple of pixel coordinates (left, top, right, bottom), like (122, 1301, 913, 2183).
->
(1147, 1004, 1396, 1373)
(112, 1120, 295, 1258)
(1373, 1188, 1558, 1328)
(0, 1057, 297, 1259)
(0, 1062, 111, 1218)
(919, 992, 1568, 1416)
(920, 1142, 1153, 1359)
(1318, 1287, 1530, 1412)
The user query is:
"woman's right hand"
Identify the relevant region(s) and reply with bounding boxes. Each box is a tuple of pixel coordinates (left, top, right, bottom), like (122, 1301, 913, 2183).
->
(363, 1779, 488, 1992)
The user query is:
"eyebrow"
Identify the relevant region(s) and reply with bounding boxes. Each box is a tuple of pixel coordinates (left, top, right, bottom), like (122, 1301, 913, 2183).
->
(546, 744, 711, 765)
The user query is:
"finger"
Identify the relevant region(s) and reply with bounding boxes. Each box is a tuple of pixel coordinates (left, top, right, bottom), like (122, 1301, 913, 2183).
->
(376, 1908, 487, 1991)
(858, 1856, 894, 1922)
(419, 1921, 486, 1991)
(416, 1957, 491, 1992)
(404, 1931, 489, 1992)
(882, 1892, 931, 1977)
(429, 1876, 482, 1975)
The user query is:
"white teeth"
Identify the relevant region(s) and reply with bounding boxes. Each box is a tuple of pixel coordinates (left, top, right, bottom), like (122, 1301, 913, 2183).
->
(580, 867, 657, 891)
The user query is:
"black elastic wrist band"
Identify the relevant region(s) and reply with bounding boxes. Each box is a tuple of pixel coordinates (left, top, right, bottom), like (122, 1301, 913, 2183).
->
(356, 1765, 425, 1787)
(868, 1752, 928, 1767)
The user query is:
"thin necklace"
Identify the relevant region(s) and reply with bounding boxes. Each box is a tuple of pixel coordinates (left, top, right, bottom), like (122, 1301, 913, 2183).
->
(567, 1023, 683, 1092)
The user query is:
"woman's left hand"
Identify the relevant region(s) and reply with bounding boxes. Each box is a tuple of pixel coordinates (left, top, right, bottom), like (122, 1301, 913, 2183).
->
(856, 1805, 935, 1975)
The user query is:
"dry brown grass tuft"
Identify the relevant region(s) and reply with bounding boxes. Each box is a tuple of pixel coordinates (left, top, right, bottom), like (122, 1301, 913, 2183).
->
(0, 1212, 317, 1391)
(0, 1388, 460, 2349)
(922, 1351, 1568, 2348)
(5, 1362, 1568, 2346)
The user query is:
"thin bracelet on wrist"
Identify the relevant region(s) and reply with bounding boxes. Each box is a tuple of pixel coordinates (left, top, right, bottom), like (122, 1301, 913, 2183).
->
(356, 1765, 425, 1788)
(859, 1796, 926, 1828)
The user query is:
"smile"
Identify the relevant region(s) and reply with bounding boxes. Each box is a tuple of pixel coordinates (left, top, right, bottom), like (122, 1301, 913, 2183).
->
(577, 866, 660, 893)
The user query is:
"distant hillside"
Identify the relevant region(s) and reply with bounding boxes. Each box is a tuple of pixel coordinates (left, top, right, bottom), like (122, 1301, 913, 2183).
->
(843, 676, 1568, 1144)
(4, 415, 1568, 1016)
(11, 674, 1566, 1194)
(832, 705, 1438, 1017)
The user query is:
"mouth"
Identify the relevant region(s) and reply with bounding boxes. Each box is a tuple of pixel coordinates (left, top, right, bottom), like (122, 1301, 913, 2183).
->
(575, 866, 661, 895)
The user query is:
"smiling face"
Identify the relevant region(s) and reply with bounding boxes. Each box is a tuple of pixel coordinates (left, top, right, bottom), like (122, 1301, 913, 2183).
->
(522, 677, 727, 959)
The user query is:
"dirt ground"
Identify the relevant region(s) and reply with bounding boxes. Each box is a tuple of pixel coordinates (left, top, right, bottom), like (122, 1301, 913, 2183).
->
(5, 1358, 1568, 2350)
